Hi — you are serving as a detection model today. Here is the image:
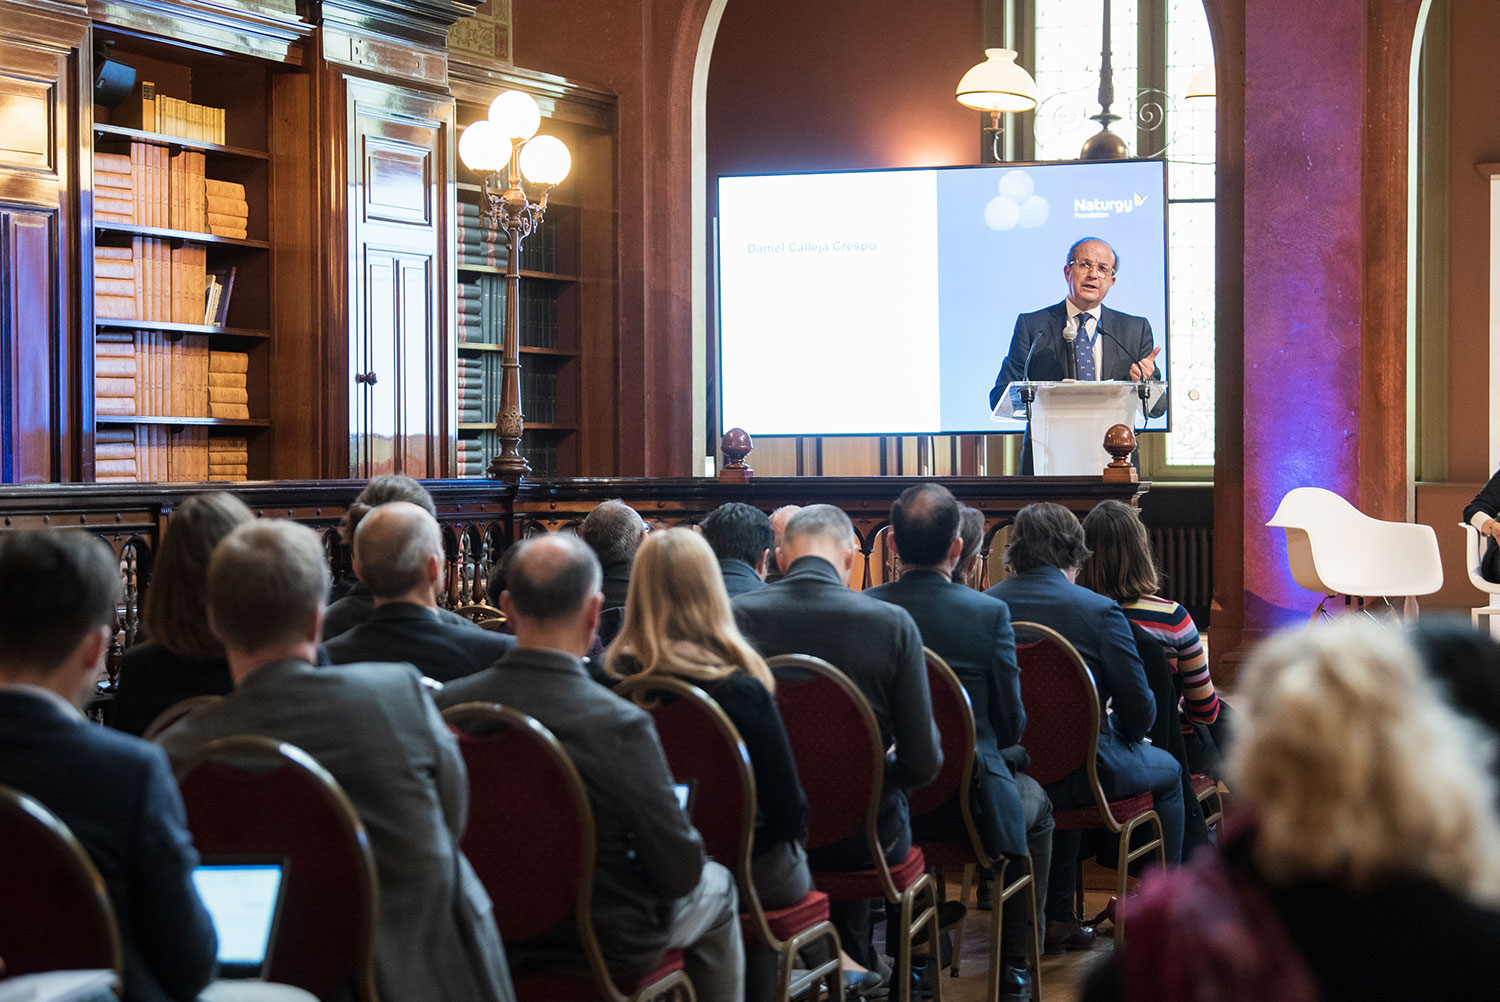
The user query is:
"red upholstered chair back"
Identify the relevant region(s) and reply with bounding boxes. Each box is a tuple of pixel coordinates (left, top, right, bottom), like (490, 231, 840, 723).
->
(908, 648, 976, 820)
(1013, 621, 1101, 787)
(0, 785, 123, 982)
(614, 676, 754, 889)
(766, 655, 883, 852)
(177, 736, 379, 1002)
(442, 702, 590, 944)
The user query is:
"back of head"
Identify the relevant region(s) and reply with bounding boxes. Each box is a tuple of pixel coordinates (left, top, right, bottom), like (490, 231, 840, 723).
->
(1004, 502, 1090, 574)
(608, 528, 770, 686)
(699, 502, 773, 566)
(143, 491, 254, 658)
(889, 483, 960, 568)
(353, 501, 444, 600)
(0, 531, 120, 677)
(953, 505, 985, 582)
(579, 499, 645, 568)
(783, 504, 856, 551)
(502, 533, 602, 624)
(340, 473, 435, 545)
(208, 520, 331, 653)
(1077, 499, 1159, 603)
(1231, 619, 1500, 904)
(769, 505, 802, 548)
(1409, 619, 1500, 746)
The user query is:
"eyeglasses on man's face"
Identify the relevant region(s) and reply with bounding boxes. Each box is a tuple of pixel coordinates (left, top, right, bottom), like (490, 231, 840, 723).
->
(1068, 259, 1115, 277)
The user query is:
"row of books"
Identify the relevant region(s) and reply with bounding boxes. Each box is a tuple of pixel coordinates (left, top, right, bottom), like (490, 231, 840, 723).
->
(518, 217, 559, 273)
(95, 427, 247, 483)
(95, 146, 249, 238)
(94, 240, 236, 326)
(458, 356, 486, 423)
(457, 280, 504, 345)
(456, 438, 487, 478)
(455, 352, 558, 425)
(454, 431, 557, 479)
(458, 201, 509, 270)
(93, 338, 251, 420)
(115, 81, 227, 145)
(208, 352, 250, 420)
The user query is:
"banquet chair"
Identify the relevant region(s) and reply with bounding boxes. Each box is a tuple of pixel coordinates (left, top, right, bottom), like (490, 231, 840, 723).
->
(141, 694, 223, 741)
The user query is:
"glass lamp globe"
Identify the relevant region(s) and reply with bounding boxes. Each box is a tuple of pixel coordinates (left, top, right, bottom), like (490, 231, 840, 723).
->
(955, 48, 1039, 114)
(458, 120, 506, 173)
(519, 134, 571, 187)
(488, 90, 541, 141)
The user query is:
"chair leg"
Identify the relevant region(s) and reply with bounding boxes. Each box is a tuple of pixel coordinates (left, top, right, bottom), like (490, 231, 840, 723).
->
(924, 879, 945, 1002)
(1114, 826, 1132, 944)
(949, 863, 974, 977)
(895, 891, 915, 1002)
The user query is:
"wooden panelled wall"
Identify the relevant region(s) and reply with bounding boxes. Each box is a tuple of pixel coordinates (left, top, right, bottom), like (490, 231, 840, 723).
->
(0, 0, 618, 484)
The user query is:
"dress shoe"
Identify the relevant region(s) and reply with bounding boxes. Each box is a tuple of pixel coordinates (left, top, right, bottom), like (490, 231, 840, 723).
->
(843, 969, 885, 1001)
(936, 899, 967, 932)
(1086, 895, 1119, 933)
(1000, 962, 1033, 1002)
(1044, 918, 1097, 954)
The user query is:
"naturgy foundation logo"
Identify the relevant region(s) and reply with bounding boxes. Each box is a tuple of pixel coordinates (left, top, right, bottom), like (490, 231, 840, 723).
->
(1074, 192, 1148, 220)
(983, 169, 1048, 231)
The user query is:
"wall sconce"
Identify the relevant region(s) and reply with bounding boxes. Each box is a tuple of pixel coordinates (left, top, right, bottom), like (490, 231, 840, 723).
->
(458, 89, 571, 480)
(956, 48, 1039, 161)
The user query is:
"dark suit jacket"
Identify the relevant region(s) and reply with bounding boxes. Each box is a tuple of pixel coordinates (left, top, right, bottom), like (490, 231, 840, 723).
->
(984, 566, 1155, 742)
(111, 643, 233, 736)
(1464, 467, 1500, 582)
(732, 556, 942, 794)
(0, 688, 217, 1002)
(322, 581, 475, 641)
(322, 602, 515, 682)
(437, 648, 706, 973)
(717, 557, 766, 599)
(156, 660, 513, 1002)
(866, 569, 1029, 856)
(601, 561, 633, 609)
(989, 301, 1166, 473)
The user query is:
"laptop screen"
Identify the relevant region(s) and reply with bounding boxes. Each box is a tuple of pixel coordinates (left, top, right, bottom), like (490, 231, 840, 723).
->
(191, 861, 286, 973)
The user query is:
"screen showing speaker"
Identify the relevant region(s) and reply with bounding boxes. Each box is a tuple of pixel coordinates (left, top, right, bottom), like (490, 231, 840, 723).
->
(716, 158, 1169, 437)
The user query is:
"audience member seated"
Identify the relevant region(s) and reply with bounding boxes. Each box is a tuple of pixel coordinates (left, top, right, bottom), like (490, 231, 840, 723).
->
(606, 527, 839, 1001)
(984, 503, 1184, 952)
(868, 484, 1053, 1002)
(1084, 619, 1500, 1002)
(1079, 501, 1229, 778)
(323, 501, 514, 682)
(156, 520, 515, 1002)
(580, 499, 650, 644)
(0, 530, 316, 1002)
(951, 504, 986, 584)
(323, 474, 472, 640)
(112, 491, 253, 735)
(764, 505, 801, 582)
(733, 504, 942, 971)
(699, 502, 773, 598)
(1410, 620, 1500, 781)
(438, 534, 744, 1002)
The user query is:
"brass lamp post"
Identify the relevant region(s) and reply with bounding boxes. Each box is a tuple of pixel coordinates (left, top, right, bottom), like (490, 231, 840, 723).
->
(457, 90, 571, 480)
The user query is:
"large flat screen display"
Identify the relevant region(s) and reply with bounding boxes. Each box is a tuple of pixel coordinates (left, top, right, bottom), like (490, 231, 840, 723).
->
(716, 159, 1169, 437)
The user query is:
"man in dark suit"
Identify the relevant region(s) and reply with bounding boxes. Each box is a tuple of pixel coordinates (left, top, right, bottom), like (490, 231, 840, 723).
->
(323, 501, 514, 681)
(580, 499, 650, 645)
(0, 531, 221, 1002)
(984, 503, 1184, 950)
(988, 238, 1166, 475)
(1464, 466, 1500, 583)
(733, 504, 942, 969)
(156, 520, 515, 1002)
(699, 501, 772, 598)
(438, 534, 743, 1002)
(867, 484, 1052, 1001)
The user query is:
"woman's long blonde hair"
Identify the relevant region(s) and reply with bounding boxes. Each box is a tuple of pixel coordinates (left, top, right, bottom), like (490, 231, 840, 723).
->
(1231, 618, 1500, 906)
(604, 527, 774, 691)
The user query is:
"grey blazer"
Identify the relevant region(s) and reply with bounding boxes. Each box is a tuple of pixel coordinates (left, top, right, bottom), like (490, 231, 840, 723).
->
(156, 659, 513, 1002)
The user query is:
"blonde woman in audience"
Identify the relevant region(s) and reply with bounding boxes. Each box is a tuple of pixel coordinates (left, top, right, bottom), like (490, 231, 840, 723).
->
(1085, 618, 1500, 1002)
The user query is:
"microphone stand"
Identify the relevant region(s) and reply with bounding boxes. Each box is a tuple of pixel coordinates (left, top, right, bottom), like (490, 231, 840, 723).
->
(1094, 323, 1154, 420)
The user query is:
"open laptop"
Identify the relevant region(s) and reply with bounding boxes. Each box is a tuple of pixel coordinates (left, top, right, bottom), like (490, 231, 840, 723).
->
(190, 857, 288, 979)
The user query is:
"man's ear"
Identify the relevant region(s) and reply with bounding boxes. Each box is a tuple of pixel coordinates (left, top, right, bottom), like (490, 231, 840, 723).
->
(498, 591, 517, 622)
(64, 625, 111, 707)
(428, 551, 445, 590)
(754, 548, 770, 580)
(774, 544, 787, 573)
(887, 530, 903, 562)
(583, 591, 603, 638)
(947, 535, 964, 564)
(306, 604, 324, 646)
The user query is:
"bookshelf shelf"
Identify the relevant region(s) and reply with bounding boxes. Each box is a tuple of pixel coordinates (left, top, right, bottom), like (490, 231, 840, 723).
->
(94, 321, 270, 339)
(94, 124, 269, 161)
(94, 223, 269, 250)
(455, 342, 578, 358)
(95, 416, 271, 428)
(455, 262, 579, 282)
(458, 422, 577, 432)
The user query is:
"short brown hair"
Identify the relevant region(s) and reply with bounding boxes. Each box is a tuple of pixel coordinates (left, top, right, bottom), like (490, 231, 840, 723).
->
(208, 520, 330, 651)
(143, 492, 254, 658)
(580, 499, 645, 567)
(1003, 503, 1090, 574)
(0, 531, 120, 674)
(339, 474, 436, 545)
(1078, 500, 1159, 603)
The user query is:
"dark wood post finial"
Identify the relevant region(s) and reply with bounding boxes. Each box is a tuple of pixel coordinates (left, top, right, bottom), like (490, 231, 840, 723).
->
(1102, 423, 1138, 483)
(719, 428, 754, 482)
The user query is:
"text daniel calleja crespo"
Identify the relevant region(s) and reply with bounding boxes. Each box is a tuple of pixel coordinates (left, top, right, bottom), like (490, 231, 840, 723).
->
(746, 240, 879, 254)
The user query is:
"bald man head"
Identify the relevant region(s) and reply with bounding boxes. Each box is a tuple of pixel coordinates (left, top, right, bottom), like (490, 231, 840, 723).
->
(769, 504, 803, 574)
(498, 534, 603, 655)
(353, 501, 445, 605)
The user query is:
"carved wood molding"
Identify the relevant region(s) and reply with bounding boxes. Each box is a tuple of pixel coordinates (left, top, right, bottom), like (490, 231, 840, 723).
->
(448, 58, 618, 129)
(89, 0, 314, 64)
(312, 0, 479, 50)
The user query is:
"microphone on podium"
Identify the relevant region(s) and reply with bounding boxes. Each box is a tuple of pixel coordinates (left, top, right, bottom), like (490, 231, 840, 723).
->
(1061, 325, 1079, 380)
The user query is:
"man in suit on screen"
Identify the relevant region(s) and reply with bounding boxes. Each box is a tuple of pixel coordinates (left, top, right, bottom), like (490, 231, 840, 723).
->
(988, 237, 1165, 474)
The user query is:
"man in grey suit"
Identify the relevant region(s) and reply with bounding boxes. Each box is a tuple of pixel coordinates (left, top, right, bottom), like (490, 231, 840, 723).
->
(438, 534, 744, 1002)
(323, 502, 514, 681)
(732, 504, 942, 970)
(984, 503, 1183, 950)
(156, 520, 515, 1002)
(988, 238, 1166, 474)
(867, 484, 1052, 1002)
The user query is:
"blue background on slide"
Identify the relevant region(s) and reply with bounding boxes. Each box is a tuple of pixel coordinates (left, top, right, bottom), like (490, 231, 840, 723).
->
(934, 159, 1167, 432)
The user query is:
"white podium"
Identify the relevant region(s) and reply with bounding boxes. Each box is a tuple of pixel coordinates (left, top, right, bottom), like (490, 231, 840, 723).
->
(993, 381, 1160, 475)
